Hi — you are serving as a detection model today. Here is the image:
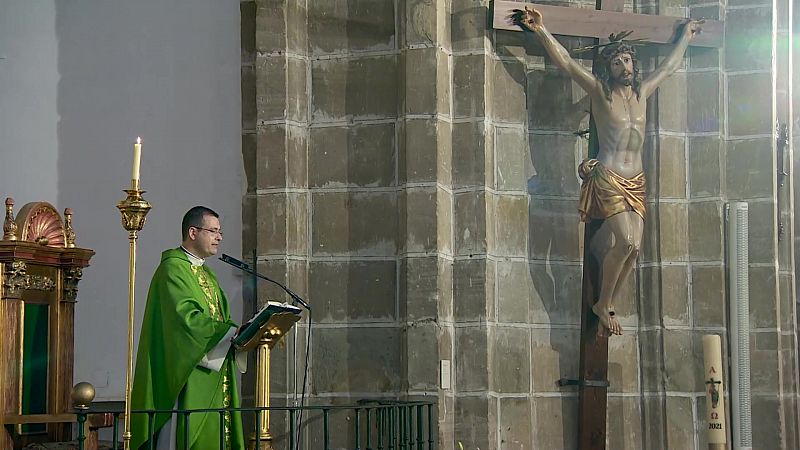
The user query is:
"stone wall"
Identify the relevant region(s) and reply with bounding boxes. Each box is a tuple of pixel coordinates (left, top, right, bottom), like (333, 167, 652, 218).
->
(241, 0, 800, 448)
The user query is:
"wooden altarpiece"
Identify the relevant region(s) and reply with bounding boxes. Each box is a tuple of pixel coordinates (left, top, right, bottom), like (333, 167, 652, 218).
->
(0, 198, 95, 449)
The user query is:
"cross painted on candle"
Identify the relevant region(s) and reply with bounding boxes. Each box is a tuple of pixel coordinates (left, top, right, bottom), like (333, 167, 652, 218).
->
(132, 137, 142, 182)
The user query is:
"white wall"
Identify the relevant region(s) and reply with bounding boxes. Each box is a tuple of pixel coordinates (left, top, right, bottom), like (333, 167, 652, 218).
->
(0, 1, 60, 203)
(2, 0, 244, 401)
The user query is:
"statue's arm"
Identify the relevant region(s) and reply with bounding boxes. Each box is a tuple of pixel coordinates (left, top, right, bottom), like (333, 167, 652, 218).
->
(513, 7, 601, 96)
(640, 20, 703, 97)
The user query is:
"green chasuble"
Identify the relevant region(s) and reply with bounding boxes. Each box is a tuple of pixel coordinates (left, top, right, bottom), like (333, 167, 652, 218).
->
(131, 248, 245, 450)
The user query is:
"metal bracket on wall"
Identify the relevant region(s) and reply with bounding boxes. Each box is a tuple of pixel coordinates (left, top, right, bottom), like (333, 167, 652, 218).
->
(557, 378, 610, 388)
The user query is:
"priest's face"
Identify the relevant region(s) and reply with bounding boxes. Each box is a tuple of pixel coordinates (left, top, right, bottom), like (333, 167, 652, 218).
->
(187, 214, 222, 258)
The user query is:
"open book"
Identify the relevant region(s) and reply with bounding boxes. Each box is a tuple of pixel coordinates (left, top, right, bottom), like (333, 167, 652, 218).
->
(232, 301, 302, 349)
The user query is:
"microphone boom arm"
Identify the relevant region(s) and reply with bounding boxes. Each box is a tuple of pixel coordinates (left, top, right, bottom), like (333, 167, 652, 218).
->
(220, 254, 312, 310)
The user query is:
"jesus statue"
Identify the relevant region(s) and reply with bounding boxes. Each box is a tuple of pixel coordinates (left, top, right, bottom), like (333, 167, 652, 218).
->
(513, 7, 702, 336)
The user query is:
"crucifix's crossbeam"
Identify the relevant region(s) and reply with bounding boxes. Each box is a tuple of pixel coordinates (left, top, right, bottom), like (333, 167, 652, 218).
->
(493, 0, 723, 48)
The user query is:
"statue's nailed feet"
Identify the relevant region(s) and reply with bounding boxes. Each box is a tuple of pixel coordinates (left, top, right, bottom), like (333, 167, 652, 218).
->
(592, 304, 623, 336)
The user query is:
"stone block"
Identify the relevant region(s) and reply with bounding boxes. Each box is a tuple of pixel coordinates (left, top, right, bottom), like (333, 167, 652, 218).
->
(688, 135, 722, 198)
(453, 259, 490, 321)
(242, 196, 258, 256)
(286, 192, 308, 255)
(287, 57, 308, 122)
(437, 119, 453, 186)
(532, 397, 578, 449)
(638, 267, 662, 328)
(606, 396, 643, 450)
(404, 47, 437, 115)
(400, 256, 439, 321)
(527, 262, 582, 325)
(492, 194, 528, 257)
(490, 59, 527, 124)
(256, 125, 286, 189)
(452, 54, 486, 118)
(640, 396, 667, 448)
(451, 122, 487, 187)
(751, 345, 781, 394)
(345, 0, 396, 52)
(642, 202, 688, 262)
(406, 324, 439, 390)
(687, 71, 721, 132)
(751, 395, 784, 449)
(655, 135, 686, 199)
(530, 329, 579, 393)
(688, 201, 723, 261)
(309, 123, 396, 187)
(655, 72, 687, 132)
(438, 258, 454, 320)
(312, 327, 401, 393)
(725, 138, 772, 199)
(256, 260, 288, 302)
(725, 7, 772, 72)
(437, 51, 451, 116)
(256, 55, 287, 121)
(499, 397, 532, 450)
(243, 132, 257, 194)
(286, 0, 308, 54)
(455, 326, 489, 391)
(437, 188, 454, 254)
(241, 2, 256, 62)
(779, 273, 793, 331)
(450, 0, 485, 52)
(402, 0, 436, 46)
(691, 265, 726, 327)
(663, 330, 702, 392)
(307, 1, 347, 54)
(749, 266, 777, 328)
(728, 73, 772, 136)
(495, 126, 531, 192)
(663, 265, 690, 327)
(491, 326, 531, 393)
(287, 125, 308, 188)
(308, 260, 395, 322)
(665, 396, 695, 449)
(401, 187, 438, 253)
(257, 193, 287, 255)
(255, 0, 286, 54)
(528, 198, 582, 261)
(242, 65, 257, 130)
(453, 191, 487, 255)
(608, 334, 641, 393)
(527, 69, 589, 131)
(638, 329, 663, 393)
(747, 201, 776, 264)
(311, 192, 398, 256)
(496, 261, 530, 324)
(400, 119, 437, 183)
(311, 56, 398, 120)
(528, 134, 582, 197)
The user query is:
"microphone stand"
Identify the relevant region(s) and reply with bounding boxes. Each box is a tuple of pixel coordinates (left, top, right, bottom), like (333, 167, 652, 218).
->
(219, 253, 311, 310)
(219, 253, 312, 450)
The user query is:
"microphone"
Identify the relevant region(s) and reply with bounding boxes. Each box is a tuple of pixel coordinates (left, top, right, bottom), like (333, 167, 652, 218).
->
(219, 253, 312, 311)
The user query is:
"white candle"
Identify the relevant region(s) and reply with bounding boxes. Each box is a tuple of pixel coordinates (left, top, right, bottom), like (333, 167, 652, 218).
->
(132, 137, 142, 182)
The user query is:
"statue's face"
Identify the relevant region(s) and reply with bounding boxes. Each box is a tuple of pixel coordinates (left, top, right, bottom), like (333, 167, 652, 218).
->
(609, 52, 634, 86)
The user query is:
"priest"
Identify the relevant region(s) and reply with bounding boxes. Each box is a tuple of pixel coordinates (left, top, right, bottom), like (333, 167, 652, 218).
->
(130, 206, 245, 450)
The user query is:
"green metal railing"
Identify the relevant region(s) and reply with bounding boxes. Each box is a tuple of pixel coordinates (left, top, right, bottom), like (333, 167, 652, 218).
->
(74, 400, 436, 450)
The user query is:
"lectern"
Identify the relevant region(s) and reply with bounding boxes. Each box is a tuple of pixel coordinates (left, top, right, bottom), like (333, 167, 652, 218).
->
(0, 199, 95, 449)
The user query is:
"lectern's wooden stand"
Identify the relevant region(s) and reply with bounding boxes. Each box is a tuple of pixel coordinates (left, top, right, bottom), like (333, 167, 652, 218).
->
(0, 199, 95, 449)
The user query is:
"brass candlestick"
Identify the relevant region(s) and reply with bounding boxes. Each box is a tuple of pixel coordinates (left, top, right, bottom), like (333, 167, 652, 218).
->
(116, 179, 152, 450)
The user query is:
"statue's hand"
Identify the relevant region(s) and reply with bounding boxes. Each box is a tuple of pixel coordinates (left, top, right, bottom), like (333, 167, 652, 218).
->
(508, 6, 543, 32)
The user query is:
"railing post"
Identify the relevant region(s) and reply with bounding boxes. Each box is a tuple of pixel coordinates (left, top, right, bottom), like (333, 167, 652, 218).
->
(427, 403, 434, 450)
(416, 405, 423, 450)
(323, 408, 331, 450)
(355, 408, 361, 450)
(76, 409, 87, 450)
(288, 409, 295, 450)
(366, 408, 372, 450)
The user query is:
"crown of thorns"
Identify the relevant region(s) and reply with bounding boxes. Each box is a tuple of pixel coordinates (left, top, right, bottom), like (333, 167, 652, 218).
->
(573, 30, 647, 55)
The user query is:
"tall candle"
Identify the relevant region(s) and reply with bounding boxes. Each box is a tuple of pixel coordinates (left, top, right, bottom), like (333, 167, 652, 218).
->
(132, 137, 142, 182)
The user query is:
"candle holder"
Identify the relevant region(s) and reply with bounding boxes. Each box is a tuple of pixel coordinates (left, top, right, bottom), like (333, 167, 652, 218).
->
(116, 179, 152, 450)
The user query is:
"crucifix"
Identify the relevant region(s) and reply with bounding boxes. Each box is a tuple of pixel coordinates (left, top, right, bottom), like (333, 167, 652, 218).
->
(491, 1, 723, 449)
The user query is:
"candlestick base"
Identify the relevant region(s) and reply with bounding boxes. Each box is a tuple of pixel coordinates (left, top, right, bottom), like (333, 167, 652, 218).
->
(117, 188, 152, 234)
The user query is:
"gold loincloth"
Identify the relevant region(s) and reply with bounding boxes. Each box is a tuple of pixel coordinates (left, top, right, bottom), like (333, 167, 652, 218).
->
(578, 159, 646, 222)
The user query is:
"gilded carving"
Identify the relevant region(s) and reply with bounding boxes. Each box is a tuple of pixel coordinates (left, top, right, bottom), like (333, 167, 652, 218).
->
(3, 197, 18, 241)
(17, 202, 66, 247)
(2, 261, 56, 297)
(64, 208, 77, 248)
(63, 266, 84, 301)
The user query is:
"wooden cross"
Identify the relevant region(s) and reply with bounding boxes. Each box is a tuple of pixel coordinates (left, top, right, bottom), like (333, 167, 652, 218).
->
(491, 2, 723, 450)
